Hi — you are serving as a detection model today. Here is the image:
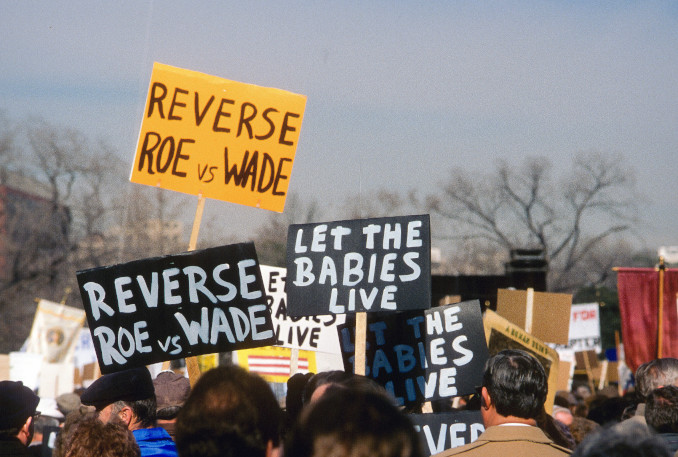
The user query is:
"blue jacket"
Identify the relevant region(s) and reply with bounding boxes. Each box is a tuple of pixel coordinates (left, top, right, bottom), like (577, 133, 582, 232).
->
(133, 427, 178, 457)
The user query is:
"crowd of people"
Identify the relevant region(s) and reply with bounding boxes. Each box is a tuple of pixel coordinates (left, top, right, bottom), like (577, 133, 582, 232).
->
(2, 351, 678, 457)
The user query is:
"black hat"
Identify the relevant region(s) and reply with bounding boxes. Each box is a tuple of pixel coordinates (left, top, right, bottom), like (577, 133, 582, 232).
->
(80, 367, 155, 409)
(0, 381, 40, 429)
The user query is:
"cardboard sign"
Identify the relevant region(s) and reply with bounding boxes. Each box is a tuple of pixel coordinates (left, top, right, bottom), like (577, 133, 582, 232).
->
(483, 310, 560, 413)
(76, 243, 276, 373)
(339, 301, 488, 407)
(410, 411, 484, 457)
(233, 346, 317, 383)
(496, 288, 572, 345)
(286, 215, 431, 316)
(130, 62, 307, 212)
(261, 265, 345, 353)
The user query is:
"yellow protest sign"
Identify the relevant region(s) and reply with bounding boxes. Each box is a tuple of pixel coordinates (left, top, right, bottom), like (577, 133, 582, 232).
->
(234, 346, 317, 384)
(483, 310, 560, 414)
(130, 63, 307, 212)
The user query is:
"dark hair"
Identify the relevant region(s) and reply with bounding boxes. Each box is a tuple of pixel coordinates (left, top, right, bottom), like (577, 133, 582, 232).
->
(482, 349, 547, 419)
(0, 425, 22, 440)
(285, 387, 424, 457)
(302, 370, 352, 404)
(113, 397, 156, 429)
(156, 406, 181, 421)
(53, 410, 97, 457)
(175, 365, 282, 457)
(572, 422, 671, 457)
(63, 415, 140, 457)
(636, 358, 678, 400)
(645, 385, 678, 433)
(586, 396, 634, 426)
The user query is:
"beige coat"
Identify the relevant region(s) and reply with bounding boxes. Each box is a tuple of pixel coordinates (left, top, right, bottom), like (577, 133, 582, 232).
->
(432, 425, 572, 457)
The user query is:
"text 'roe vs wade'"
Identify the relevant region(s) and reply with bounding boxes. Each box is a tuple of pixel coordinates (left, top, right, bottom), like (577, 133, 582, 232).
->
(76, 243, 275, 373)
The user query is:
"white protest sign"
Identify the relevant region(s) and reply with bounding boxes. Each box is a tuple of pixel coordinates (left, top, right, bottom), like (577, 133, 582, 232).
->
(555, 303, 602, 353)
(9, 352, 43, 390)
(261, 265, 345, 353)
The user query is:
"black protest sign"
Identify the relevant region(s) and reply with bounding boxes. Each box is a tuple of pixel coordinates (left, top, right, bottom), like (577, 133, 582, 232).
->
(76, 243, 275, 374)
(338, 301, 488, 407)
(285, 214, 431, 316)
(424, 301, 488, 400)
(409, 411, 484, 457)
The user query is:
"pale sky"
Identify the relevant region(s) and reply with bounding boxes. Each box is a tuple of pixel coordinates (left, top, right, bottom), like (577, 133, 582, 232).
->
(2, 1, 677, 253)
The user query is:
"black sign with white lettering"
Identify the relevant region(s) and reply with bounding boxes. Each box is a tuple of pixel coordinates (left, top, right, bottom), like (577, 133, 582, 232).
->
(424, 301, 488, 400)
(409, 411, 484, 457)
(76, 243, 275, 374)
(285, 214, 431, 316)
(339, 301, 488, 407)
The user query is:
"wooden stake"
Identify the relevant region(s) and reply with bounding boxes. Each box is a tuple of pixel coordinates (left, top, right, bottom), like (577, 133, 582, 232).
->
(598, 360, 608, 391)
(658, 257, 665, 358)
(583, 352, 595, 394)
(354, 312, 367, 375)
(60, 287, 72, 305)
(290, 348, 299, 376)
(188, 194, 206, 252)
(525, 288, 534, 334)
(185, 194, 207, 387)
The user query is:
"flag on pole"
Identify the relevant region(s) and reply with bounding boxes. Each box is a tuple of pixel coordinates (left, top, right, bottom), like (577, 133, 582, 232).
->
(616, 268, 678, 373)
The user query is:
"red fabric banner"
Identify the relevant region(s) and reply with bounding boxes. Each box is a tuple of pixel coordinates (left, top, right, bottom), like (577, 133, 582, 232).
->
(617, 268, 678, 374)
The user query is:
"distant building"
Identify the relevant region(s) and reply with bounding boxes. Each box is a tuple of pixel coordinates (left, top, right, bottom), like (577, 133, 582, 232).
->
(0, 170, 70, 283)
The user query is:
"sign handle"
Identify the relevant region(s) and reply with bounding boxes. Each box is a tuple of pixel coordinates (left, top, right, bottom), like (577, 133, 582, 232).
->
(185, 194, 207, 386)
(525, 288, 534, 334)
(188, 194, 206, 251)
(290, 348, 299, 376)
(598, 360, 609, 391)
(657, 257, 665, 358)
(354, 312, 367, 375)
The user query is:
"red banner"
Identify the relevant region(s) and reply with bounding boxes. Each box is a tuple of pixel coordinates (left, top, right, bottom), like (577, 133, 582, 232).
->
(617, 268, 678, 373)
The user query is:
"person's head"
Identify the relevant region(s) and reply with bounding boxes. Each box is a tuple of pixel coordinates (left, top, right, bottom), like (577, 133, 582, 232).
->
(153, 371, 190, 422)
(567, 416, 600, 445)
(571, 421, 671, 457)
(79, 367, 156, 430)
(284, 386, 423, 457)
(480, 349, 547, 423)
(0, 380, 40, 445)
(56, 393, 81, 418)
(586, 395, 634, 426)
(636, 358, 678, 400)
(302, 370, 352, 405)
(645, 385, 678, 433)
(53, 409, 96, 457)
(175, 365, 283, 457)
(61, 414, 140, 457)
(552, 405, 574, 426)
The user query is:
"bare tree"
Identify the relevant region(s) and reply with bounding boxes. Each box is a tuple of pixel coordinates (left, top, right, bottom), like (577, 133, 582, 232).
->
(338, 188, 410, 220)
(426, 152, 638, 291)
(253, 193, 322, 267)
